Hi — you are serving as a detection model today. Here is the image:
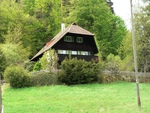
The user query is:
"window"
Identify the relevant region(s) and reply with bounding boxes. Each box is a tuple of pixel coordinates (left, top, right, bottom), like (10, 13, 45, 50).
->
(58, 50, 91, 56)
(72, 51, 77, 55)
(58, 50, 66, 54)
(81, 51, 89, 55)
(64, 36, 74, 42)
(76, 37, 83, 43)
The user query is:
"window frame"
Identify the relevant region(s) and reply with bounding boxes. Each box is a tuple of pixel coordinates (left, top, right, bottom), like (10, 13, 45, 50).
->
(76, 37, 83, 43)
(64, 36, 74, 42)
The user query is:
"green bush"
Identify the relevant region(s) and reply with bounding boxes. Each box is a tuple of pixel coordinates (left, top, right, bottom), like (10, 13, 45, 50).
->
(105, 54, 121, 76)
(101, 74, 117, 83)
(40, 49, 58, 71)
(0, 49, 7, 80)
(31, 71, 59, 86)
(58, 58, 100, 85)
(24, 61, 35, 72)
(4, 66, 31, 88)
(33, 61, 41, 71)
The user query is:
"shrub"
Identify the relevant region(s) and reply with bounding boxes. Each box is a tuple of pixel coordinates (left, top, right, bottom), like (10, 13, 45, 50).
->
(24, 61, 35, 72)
(58, 58, 101, 85)
(101, 74, 117, 83)
(31, 71, 59, 86)
(0, 49, 7, 80)
(4, 66, 31, 88)
(105, 54, 121, 76)
(33, 61, 41, 71)
(40, 49, 58, 71)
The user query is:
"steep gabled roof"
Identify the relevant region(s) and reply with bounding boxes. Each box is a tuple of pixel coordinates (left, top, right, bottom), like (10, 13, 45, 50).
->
(31, 23, 94, 61)
(67, 23, 94, 36)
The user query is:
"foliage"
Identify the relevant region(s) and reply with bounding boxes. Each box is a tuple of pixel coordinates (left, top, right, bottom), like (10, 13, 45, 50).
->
(118, 32, 134, 71)
(0, 24, 30, 66)
(98, 74, 118, 83)
(61, 0, 76, 23)
(105, 54, 121, 76)
(4, 66, 31, 88)
(0, 48, 7, 79)
(119, 75, 150, 83)
(118, 32, 132, 59)
(135, 4, 150, 72)
(3, 25, 23, 44)
(24, 61, 35, 72)
(39, 53, 47, 70)
(0, 0, 129, 74)
(0, 43, 29, 65)
(58, 58, 100, 85)
(0, 0, 61, 57)
(33, 61, 41, 71)
(33, 0, 61, 36)
(30, 71, 59, 86)
(40, 49, 58, 71)
(66, 0, 127, 59)
(119, 55, 134, 71)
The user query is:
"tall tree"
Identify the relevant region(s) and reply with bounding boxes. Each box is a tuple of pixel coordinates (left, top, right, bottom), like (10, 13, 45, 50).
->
(118, 32, 134, 71)
(135, 3, 150, 72)
(66, 0, 127, 59)
(0, 0, 40, 56)
(0, 25, 30, 66)
(33, 0, 61, 37)
(0, 0, 62, 57)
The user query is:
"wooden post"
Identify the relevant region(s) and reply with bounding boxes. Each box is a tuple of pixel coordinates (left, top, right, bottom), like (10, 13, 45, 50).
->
(130, 0, 141, 107)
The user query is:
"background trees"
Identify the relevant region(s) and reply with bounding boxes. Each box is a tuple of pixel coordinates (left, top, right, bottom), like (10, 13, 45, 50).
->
(0, 25, 30, 66)
(0, 0, 127, 60)
(0, 0, 61, 58)
(135, 2, 150, 72)
(0, 0, 140, 74)
(64, 0, 127, 59)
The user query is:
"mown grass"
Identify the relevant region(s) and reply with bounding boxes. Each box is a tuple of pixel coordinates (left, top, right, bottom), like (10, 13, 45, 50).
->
(2, 82, 150, 113)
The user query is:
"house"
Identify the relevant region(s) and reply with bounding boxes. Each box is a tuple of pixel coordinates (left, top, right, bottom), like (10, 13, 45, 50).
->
(31, 23, 98, 64)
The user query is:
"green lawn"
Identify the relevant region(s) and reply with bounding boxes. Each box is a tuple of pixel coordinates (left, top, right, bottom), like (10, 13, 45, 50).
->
(2, 82, 150, 113)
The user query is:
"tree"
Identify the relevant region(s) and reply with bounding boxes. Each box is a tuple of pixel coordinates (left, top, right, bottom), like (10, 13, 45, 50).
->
(0, 25, 30, 66)
(135, 3, 150, 72)
(118, 32, 134, 71)
(61, 0, 76, 24)
(0, 0, 41, 57)
(33, 0, 61, 37)
(40, 49, 58, 71)
(66, 0, 127, 59)
(0, 0, 62, 57)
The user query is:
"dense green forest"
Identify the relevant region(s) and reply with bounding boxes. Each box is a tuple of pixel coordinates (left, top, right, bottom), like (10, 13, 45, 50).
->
(0, 0, 150, 78)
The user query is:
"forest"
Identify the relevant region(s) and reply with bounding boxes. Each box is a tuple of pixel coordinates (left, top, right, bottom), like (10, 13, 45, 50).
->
(0, 0, 150, 79)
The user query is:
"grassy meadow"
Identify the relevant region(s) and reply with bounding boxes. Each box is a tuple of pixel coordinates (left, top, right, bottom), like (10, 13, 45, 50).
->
(2, 82, 150, 113)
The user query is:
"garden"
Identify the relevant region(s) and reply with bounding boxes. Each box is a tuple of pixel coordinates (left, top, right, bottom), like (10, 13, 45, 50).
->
(1, 57, 150, 113)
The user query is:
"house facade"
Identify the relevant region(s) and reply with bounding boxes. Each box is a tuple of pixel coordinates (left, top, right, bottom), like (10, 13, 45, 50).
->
(31, 23, 98, 63)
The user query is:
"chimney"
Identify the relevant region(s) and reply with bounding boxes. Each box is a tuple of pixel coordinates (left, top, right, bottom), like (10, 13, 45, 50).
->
(61, 23, 65, 31)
